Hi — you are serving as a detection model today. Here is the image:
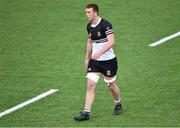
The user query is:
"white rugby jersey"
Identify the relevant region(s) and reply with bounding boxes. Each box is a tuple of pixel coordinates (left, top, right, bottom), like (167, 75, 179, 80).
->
(87, 18, 115, 61)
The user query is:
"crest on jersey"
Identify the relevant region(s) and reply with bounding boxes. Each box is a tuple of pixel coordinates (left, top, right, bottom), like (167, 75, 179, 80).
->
(97, 31, 101, 36)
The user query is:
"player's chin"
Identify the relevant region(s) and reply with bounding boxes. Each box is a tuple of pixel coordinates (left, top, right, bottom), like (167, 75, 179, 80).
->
(87, 17, 92, 21)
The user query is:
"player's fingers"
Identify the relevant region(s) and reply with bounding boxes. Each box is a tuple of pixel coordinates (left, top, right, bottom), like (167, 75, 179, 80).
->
(84, 62, 88, 69)
(84, 64, 87, 69)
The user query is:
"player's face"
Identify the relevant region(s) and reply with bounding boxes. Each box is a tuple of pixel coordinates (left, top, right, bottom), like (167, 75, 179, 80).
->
(85, 8, 97, 21)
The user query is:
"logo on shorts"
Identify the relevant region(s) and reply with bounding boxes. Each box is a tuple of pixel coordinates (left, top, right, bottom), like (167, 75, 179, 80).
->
(88, 68, 91, 71)
(106, 70, 111, 76)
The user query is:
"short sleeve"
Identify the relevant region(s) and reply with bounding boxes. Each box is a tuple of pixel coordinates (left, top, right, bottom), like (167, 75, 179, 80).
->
(103, 20, 113, 35)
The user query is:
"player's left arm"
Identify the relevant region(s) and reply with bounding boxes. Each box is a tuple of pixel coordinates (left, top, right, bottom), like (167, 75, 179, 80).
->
(92, 33, 115, 60)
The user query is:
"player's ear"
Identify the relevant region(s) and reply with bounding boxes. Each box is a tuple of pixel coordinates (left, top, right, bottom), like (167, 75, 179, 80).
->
(94, 11, 98, 16)
(92, 10, 97, 15)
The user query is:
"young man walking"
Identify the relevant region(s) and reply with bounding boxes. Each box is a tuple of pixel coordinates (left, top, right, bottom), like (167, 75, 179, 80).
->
(74, 4, 122, 121)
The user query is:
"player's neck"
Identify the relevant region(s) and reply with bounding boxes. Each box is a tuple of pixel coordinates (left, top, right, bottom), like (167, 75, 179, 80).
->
(91, 16, 101, 27)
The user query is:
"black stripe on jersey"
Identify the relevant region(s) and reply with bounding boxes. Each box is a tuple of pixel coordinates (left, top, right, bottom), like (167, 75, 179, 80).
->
(92, 38, 108, 44)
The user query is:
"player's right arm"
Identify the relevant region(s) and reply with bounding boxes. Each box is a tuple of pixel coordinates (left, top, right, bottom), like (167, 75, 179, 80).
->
(84, 38, 92, 69)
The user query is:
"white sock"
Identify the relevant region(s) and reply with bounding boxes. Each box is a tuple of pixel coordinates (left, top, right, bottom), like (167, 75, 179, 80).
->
(84, 108, 91, 113)
(114, 99, 121, 105)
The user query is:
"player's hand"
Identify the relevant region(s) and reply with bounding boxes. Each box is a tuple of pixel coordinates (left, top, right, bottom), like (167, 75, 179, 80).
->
(84, 59, 89, 69)
(91, 52, 101, 60)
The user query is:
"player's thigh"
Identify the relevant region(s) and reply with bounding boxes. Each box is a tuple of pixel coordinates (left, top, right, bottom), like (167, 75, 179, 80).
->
(87, 59, 101, 73)
(86, 59, 101, 83)
(101, 57, 118, 77)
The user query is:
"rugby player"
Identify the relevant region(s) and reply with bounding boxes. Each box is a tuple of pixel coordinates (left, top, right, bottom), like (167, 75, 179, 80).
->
(74, 4, 123, 121)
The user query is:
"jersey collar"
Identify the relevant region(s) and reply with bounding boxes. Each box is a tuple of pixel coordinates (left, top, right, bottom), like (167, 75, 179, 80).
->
(91, 17, 102, 27)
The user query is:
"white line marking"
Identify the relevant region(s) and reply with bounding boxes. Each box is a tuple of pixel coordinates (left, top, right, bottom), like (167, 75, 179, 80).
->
(0, 89, 58, 118)
(149, 31, 180, 47)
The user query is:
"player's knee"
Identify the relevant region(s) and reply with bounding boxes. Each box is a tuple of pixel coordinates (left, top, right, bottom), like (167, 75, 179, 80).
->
(86, 73, 100, 83)
(108, 82, 116, 91)
(104, 76, 116, 86)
